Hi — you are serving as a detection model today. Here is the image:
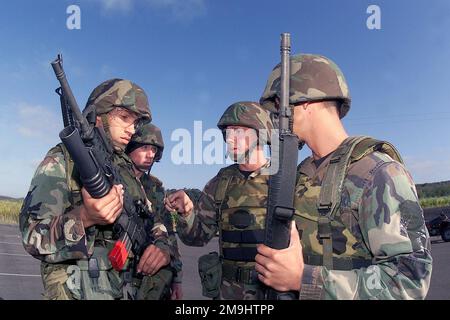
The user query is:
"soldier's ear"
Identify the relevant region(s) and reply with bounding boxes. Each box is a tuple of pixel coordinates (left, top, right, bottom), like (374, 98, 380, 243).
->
(96, 116, 103, 127)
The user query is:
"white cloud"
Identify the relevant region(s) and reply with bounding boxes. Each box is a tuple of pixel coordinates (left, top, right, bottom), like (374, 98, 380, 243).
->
(16, 103, 60, 143)
(94, 0, 206, 21)
(98, 0, 134, 12)
(146, 0, 207, 21)
(404, 155, 450, 184)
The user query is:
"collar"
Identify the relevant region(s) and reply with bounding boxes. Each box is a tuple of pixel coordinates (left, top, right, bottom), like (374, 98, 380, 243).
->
(233, 160, 271, 179)
(298, 151, 334, 182)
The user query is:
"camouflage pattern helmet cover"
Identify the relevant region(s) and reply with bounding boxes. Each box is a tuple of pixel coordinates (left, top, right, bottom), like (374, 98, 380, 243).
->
(259, 54, 351, 118)
(85, 78, 152, 122)
(217, 101, 274, 144)
(129, 123, 164, 162)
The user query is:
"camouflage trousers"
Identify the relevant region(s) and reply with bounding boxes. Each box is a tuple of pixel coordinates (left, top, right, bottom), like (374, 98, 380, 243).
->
(40, 247, 174, 300)
(220, 280, 265, 300)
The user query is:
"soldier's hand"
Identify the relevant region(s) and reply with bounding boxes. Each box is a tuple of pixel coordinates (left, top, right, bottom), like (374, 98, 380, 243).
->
(164, 190, 194, 217)
(80, 184, 124, 228)
(171, 283, 183, 300)
(137, 245, 171, 276)
(255, 221, 304, 292)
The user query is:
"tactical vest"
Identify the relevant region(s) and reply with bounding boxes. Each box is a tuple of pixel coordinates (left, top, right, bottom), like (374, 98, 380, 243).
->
(213, 164, 269, 285)
(294, 136, 403, 271)
(140, 174, 172, 232)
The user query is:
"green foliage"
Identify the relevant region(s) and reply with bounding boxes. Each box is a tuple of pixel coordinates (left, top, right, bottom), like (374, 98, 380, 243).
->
(420, 196, 450, 209)
(416, 181, 450, 198)
(0, 200, 22, 224)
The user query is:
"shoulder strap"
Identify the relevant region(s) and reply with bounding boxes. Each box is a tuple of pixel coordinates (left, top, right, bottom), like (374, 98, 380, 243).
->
(318, 136, 368, 217)
(214, 165, 237, 260)
(59, 143, 82, 205)
(317, 135, 403, 270)
(351, 138, 403, 165)
(214, 165, 237, 207)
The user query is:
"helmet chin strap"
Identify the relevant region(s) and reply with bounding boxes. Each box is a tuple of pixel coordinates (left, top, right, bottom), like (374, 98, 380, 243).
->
(287, 104, 305, 150)
(146, 162, 154, 175)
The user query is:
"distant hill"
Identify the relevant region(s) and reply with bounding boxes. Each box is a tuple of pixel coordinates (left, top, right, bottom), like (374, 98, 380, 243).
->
(416, 180, 450, 198)
(0, 195, 23, 201)
(2, 180, 450, 202)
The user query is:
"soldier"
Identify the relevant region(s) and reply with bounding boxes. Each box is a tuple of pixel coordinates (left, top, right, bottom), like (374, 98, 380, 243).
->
(19, 79, 171, 300)
(125, 123, 184, 300)
(165, 101, 273, 299)
(254, 54, 432, 299)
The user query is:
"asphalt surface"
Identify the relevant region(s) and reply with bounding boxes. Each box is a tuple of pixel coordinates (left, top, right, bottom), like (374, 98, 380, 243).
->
(0, 223, 448, 300)
(0, 224, 43, 300)
(0, 224, 217, 300)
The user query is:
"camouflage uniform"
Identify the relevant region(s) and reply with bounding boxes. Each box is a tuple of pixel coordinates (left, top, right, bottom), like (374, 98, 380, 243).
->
(259, 54, 432, 299)
(126, 123, 183, 294)
(19, 79, 170, 300)
(140, 174, 183, 285)
(177, 102, 273, 299)
(115, 151, 173, 300)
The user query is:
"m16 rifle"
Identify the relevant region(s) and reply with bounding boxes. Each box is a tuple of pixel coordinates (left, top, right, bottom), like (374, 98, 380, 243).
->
(264, 33, 300, 300)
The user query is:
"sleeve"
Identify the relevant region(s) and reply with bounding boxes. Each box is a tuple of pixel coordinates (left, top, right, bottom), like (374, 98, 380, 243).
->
(19, 149, 96, 263)
(150, 210, 171, 254)
(299, 161, 433, 300)
(153, 182, 184, 283)
(176, 177, 220, 247)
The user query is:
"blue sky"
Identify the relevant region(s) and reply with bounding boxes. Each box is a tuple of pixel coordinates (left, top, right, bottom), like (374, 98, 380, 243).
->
(0, 0, 449, 198)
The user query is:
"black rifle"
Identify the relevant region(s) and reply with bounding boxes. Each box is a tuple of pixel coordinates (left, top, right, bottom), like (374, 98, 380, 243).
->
(264, 33, 300, 300)
(51, 54, 153, 272)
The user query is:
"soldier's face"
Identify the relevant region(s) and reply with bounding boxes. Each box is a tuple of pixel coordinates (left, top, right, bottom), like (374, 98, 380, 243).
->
(225, 126, 258, 162)
(107, 107, 140, 150)
(129, 145, 157, 172)
(292, 102, 310, 141)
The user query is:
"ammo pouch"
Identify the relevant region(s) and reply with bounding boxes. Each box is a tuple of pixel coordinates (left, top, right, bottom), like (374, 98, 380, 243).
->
(135, 266, 174, 300)
(198, 252, 222, 299)
(72, 246, 123, 300)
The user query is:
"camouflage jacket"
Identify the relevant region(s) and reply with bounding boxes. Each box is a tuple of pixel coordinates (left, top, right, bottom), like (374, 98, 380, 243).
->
(140, 172, 183, 283)
(295, 144, 432, 300)
(177, 162, 270, 299)
(19, 143, 169, 263)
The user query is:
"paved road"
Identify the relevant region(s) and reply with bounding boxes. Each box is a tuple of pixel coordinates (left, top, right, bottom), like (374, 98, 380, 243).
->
(426, 236, 450, 299)
(0, 224, 43, 300)
(0, 224, 217, 300)
(0, 224, 447, 300)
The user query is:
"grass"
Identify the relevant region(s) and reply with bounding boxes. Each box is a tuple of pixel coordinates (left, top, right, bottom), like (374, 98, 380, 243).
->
(1, 196, 448, 225)
(420, 196, 450, 209)
(0, 200, 22, 224)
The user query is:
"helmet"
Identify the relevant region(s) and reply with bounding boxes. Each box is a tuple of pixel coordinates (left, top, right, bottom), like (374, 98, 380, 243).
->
(259, 54, 351, 118)
(127, 123, 164, 162)
(217, 101, 274, 144)
(84, 78, 152, 122)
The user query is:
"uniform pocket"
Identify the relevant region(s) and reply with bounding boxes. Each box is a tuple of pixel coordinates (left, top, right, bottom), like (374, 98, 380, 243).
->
(198, 252, 222, 299)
